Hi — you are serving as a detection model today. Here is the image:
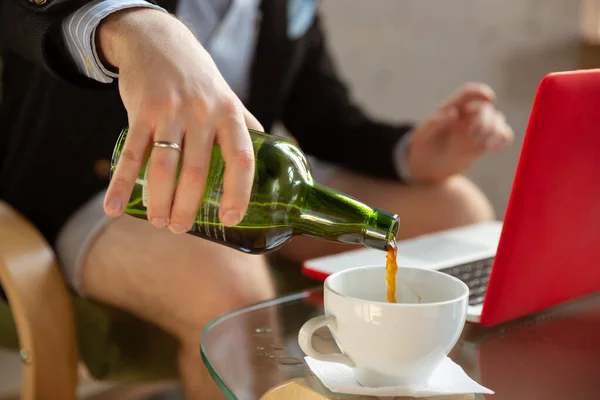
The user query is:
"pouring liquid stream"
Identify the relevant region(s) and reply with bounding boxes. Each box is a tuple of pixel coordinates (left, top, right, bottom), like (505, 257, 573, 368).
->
(386, 240, 398, 303)
(386, 239, 422, 304)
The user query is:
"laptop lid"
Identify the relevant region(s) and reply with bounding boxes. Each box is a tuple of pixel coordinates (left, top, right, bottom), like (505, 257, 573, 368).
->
(480, 69, 600, 326)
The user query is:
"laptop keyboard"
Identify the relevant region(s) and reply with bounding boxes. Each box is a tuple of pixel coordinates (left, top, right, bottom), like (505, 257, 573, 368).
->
(438, 257, 494, 306)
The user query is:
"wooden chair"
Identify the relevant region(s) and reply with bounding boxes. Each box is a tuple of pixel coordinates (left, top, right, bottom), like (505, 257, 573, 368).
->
(0, 199, 317, 399)
(0, 200, 79, 399)
(0, 200, 182, 399)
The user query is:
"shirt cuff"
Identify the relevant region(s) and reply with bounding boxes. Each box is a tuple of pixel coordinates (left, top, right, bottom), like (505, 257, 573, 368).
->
(61, 0, 167, 83)
(393, 130, 415, 184)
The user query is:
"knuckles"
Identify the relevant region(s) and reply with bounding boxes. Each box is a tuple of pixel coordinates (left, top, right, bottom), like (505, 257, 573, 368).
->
(234, 148, 255, 169)
(181, 164, 209, 185)
(138, 85, 244, 130)
(119, 148, 142, 165)
(219, 96, 241, 120)
(150, 152, 179, 173)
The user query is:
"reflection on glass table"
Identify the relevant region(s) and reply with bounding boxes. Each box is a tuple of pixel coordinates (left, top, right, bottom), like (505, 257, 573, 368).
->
(201, 288, 600, 400)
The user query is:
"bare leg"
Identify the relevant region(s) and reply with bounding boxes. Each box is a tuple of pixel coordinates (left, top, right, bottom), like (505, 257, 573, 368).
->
(280, 171, 495, 262)
(81, 216, 275, 400)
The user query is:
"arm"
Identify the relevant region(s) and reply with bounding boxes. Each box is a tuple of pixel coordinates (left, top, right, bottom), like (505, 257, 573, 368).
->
(1, 0, 264, 231)
(282, 15, 513, 184)
(282, 15, 414, 182)
(0, 201, 78, 399)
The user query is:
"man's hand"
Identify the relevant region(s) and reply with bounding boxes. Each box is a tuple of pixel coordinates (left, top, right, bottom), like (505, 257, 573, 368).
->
(99, 8, 263, 233)
(407, 83, 513, 183)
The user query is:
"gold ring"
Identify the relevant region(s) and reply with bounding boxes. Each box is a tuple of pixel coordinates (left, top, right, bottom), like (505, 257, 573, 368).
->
(153, 141, 182, 152)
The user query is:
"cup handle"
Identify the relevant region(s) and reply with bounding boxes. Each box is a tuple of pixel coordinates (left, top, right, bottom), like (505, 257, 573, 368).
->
(298, 315, 355, 367)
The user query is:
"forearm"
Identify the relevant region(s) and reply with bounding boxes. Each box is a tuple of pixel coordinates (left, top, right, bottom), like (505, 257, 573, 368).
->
(288, 106, 414, 181)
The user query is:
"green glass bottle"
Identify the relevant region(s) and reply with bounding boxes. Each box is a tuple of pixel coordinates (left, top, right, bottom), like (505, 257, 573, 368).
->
(110, 128, 399, 254)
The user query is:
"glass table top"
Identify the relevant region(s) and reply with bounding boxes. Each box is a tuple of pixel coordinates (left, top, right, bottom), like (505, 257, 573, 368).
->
(201, 288, 600, 400)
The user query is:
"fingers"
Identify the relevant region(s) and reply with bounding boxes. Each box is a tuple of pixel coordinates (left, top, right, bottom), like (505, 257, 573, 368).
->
(440, 82, 496, 111)
(463, 100, 513, 151)
(486, 111, 514, 150)
(113, 96, 256, 233)
(168, 123, 214, 233)
(416, 106, 459, 140)
(216, 100, 255, 227)
(466, 101, 495, 143)
(146, 120, 185, 228)
(166, 100, 259, 231)
(105, 122, 151, 217)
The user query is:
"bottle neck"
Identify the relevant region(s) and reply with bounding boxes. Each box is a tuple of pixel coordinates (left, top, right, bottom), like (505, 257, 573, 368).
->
(294, 182, 399, 251)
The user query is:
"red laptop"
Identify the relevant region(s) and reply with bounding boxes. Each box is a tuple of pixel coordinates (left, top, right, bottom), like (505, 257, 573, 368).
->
(302, 69, 600, 326)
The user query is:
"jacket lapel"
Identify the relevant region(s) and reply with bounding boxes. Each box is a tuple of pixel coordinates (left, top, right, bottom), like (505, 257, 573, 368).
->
(158, 0, 178, 14)
(247, 0, 292, 129)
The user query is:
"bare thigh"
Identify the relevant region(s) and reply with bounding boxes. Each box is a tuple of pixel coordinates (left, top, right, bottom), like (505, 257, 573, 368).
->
(279, 170, 495, 262)
(80, 215, 275, 344)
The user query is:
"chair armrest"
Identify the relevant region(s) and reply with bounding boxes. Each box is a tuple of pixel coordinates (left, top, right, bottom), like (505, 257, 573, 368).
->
(0, 201, 78, 400)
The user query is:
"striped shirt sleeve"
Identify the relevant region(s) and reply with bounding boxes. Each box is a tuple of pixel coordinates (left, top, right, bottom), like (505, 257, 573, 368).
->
(61, 0, 167, 83)
(393, 130, 415, 183)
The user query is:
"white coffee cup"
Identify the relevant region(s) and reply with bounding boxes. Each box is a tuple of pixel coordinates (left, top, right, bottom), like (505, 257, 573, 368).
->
(298, 265, 469, 387)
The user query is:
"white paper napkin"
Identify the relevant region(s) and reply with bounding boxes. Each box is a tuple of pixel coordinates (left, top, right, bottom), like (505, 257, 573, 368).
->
(305, 356, 494, 398)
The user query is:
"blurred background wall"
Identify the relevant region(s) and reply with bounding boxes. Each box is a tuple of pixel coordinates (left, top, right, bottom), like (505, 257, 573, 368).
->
(318, 0, 581, 218)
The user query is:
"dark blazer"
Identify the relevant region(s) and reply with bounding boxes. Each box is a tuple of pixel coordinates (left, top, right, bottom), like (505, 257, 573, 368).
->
(0, 0, 413, 244)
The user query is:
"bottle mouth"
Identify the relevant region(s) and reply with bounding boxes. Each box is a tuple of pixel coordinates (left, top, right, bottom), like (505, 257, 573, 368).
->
(387, 215, 400, 246)
(363, 209, 400, 251)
